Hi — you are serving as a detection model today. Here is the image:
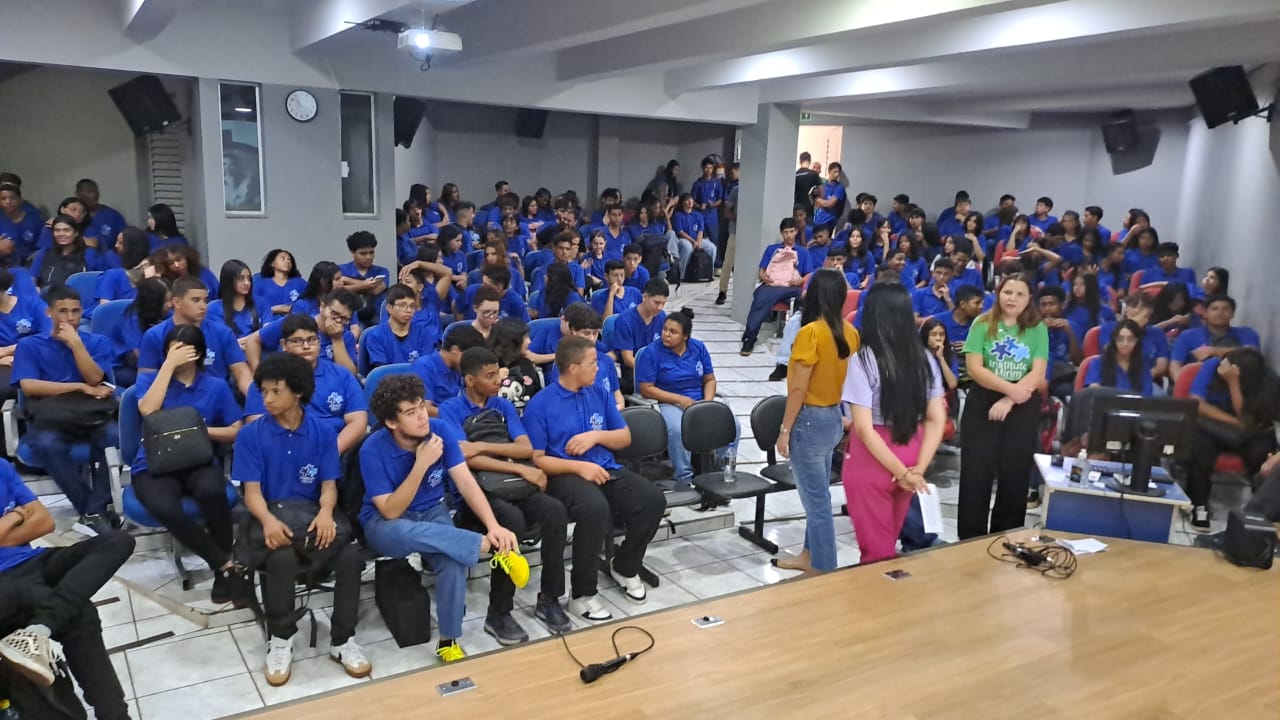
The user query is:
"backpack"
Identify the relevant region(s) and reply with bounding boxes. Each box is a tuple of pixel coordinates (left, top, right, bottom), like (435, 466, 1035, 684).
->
(636, 232, 680, 287)
(684, 248, 714, 283)
(764, 247, 801, 286)
(0, 663, 88, 719)
(338, 435, 370, 543)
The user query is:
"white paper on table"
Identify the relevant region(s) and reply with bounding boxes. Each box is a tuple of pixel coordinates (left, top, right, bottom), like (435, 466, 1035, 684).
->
(918, 483, 944, 535)
(1058, 538, 1108, 554)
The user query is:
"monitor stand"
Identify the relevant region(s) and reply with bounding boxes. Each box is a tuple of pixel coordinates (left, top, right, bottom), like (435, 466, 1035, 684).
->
(1103, 420, 1166, 498)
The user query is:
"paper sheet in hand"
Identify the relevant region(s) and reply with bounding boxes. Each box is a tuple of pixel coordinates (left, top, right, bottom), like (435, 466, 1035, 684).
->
(918, 484, 944, 535)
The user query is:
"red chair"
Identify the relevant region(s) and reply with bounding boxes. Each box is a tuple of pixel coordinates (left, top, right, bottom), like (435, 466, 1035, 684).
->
(1138, 282, 1167, 298)
(1082, 326, 1101, 358)
(1127, 270, 1145, 295)
(1171, 362, 1247, 474)
(1074, 355, 1098, 392)
(841, 289, 861, 320)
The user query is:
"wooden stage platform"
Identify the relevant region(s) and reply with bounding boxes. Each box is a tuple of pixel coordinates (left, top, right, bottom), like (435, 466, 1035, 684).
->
(239, 531, 1280, 719)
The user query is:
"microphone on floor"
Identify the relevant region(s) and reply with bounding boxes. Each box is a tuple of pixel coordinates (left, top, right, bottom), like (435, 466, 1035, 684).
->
(579, 653, 635, 684)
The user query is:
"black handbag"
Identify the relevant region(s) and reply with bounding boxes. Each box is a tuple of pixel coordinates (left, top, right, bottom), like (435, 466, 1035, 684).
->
(142, 406, 215, 476)
(1216, 510, 1275, 570)
(26, 392, 117, 435)
(462, 409, 537, 501)
(236, 499, 354, 572)
(375, 558, 432, 648)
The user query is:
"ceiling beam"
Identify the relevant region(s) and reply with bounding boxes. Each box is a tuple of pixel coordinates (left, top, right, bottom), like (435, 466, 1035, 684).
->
(666, 0, 1280, 95)
(813, 101, 1033, 129)
(555, 0, 1054, 82)
(120, 0, 176, 38)
(291, 0, 418, 51)
(926, 86, 1198, 115)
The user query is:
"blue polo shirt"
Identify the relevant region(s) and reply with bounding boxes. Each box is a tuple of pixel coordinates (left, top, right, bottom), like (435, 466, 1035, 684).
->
(411, 352, 461, 405)
(207, 300, 259, 338)
(1097, 322, 1170, 368)
(258, 316, 357, 364)
(758, 243, 813, 276)
(845, 253, 876, 288)
(1063, 304, 1115, 341)
(253, 275, 306, 312)
(530, 262, 587, 296)
(1046, 325, 1072, 365)
(1171, 326, 1261, 364)
(0, 460, 42, 572)
(524, 379, 625, 471)
(599, 227, 631, 257)
(634, 338, 713, 402)
(131, 370, 240, 474)
(1028, 214, 1058, 234)
(361, 321, 436, 370)
(358, 421, 466, 526)
(138, 318, 247, 377)
(1083, 357, 1153, 396)
(613, 307, 666, 353)
(623, 264, 650, 293)
(11, 331, 114, 387)
(289, 297, 322, 319)
(628, 222, 667, 242)
(546, 349, 620, 395)
(232, 410, 340, 503)
(1144, 266, 1200, 297)
(813, 182, 846, 227)
(592, 287, 642, 317)
(438, 394, 527, 443)
(89, 268, 135, 317)
(533, 290, 584, 319)
(455, 285, 529, 322)
(146, 232, 188, 252)
(84, 206, 127, 246)
(244, 358, 366, 436)
(1123, 249, 1160, 278)
(691, 177, 724, 226)
(1189, 357, 1233, 412)
(0, 210, 44, 264)
(338, 262, 390, 288)
(0, 293, 49, 346)
(523, 249, 554, 279)
(928, 311, 973, 354)
(912, 287, 950, 318)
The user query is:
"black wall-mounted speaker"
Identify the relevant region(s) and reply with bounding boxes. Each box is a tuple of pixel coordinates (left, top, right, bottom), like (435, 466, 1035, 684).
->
(1101, 112, 1139, 154)
(1189, 66, 1260, 129)
(515, 109, 549, 139)
(107, 75, 181, 136)
(393, 96, 428, 148)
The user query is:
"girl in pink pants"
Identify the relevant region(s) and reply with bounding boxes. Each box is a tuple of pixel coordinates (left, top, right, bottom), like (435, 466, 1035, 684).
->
(842, 426, 925, 564)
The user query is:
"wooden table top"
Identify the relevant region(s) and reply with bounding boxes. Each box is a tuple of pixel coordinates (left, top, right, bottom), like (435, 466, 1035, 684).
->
(242, 531, 1280, 719)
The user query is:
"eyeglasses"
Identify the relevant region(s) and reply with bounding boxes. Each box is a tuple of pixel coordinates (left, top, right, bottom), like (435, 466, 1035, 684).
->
(285, 336, 321, 348)
(327, 311, 352, 326)
(389, 303, 417, 312)
(479, 310, 500, 318)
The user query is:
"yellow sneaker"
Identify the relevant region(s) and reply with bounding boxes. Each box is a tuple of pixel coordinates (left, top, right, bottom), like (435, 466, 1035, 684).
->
(436, 640, 466, 663)
(490, 550, 530, 589)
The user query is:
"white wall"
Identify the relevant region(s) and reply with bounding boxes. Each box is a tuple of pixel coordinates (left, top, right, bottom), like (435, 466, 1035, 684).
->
(0, 65, 147, 222)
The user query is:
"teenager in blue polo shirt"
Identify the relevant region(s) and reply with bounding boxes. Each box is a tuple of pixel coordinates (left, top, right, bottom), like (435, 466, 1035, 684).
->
(911, 258, 956, 320)
(132, 324, 242, 603)
(362, 372, 525, 662)
(455, 264, 529, 322)
(690, 159, 724, 256)
(598, 205, 632, 257)
(1147, 242, 1200, 297)
(244, 314, 367, 454)
(337, 230, 390, 326)
(0, 183, 44, 265)
(930, 284, 986, 383)
(137, 275, 253, 397)
(1097, 293, 1171, 381)
(671, 193, 717, 278)
(1082, 319, 1153, 396)
(410, 322, 487, 412)
(1029, 196, 1058, 234)
(248, 290, 360, 375)
(1081, 205, 1111, 245)
(593, 260, 643, 318)
(812, 162, 846, 228)
(613, 278, 669, 394)
(621, 244, 651, 292)
(0, 458, 134, 719)
(398, 247, 461, 343)
(529, 230, 587, 297)
(360, 284, 437, 374)
(233, 352, 370, 687)
(12, 286, 120, 534)
(76, 179, 127, 247)
(524, 336, 665, 621)
(439, 347, 573, 643)
(1169, 294, 1261, 380)
(0, 268, 50, 397)
(741, 218, 811, 356)
(253, 249, 305, 318)
(545, 303, 624, 410)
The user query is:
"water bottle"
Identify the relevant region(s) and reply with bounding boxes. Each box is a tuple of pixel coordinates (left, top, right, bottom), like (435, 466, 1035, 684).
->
(1069, 449, 1088, 483)
(0, 698, 21, 719)
(724, 444, 737, 483)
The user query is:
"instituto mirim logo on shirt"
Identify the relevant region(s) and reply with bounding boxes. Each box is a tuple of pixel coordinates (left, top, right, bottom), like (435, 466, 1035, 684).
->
(299, 464, 318, 484)
(989, 332, 1032, 381)
(589, 412, 604, 431)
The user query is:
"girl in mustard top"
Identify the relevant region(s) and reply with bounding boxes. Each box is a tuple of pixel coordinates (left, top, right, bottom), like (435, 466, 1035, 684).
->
(773, 269, 859, 573)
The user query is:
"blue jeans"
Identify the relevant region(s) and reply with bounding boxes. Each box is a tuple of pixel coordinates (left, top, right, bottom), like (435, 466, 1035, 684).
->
(775, 314, 803, 366)
(363, 503, 483, 640)
(657, 403, 740, 484)
(788, 404, 843, 571)
(898, 494, 940, 552)
(28, 423, 119, 517)
(743, 286, 801, 346)
(674, 236, 717, 278)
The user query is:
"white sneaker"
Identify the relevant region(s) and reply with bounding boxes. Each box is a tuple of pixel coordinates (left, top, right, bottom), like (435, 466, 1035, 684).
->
(569, 595, 613, 622)
(264, 636, 293, 687)
(329, 638, 372, 679)
(613, 568, 647, 605)
(0, 629, 64, 688)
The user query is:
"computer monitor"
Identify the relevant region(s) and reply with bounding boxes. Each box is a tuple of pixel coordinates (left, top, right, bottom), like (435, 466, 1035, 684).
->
(1086, 394, 1198, 497)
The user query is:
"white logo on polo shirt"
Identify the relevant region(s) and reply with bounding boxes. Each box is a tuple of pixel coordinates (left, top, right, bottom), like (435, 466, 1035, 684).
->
(289, 290, 300, 302)
(408, 350, 420, 362)
(589, 412, 604, 431)
(325, 345, 335, 359)
(327, 392, 344, 413)
(695, 361, 703, 375)
(299, 464, 318, 484)
(15, 318, 31, 334)
(205, 349, 216, 366)
(427, 466, 444, 487)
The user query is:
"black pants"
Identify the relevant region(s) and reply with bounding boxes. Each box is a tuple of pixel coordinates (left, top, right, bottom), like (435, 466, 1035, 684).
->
(1244, 464, 1280, 522)
(133, 465, 233, 572)
(958, 386, 1040, 539)
(454, 492, 568, 615)
(1185, 426, 1277, 507)
(545, 468, 664, 598)
(261, 542, 363, 645)
(0, 530, 134, 720)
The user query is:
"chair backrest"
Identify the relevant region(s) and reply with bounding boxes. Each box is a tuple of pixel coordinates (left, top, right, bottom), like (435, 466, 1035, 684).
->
(66, 271, 103, 308)
(364, 363, 413, 406)
(91, 298, 132, 337)
(602, 313, 619, 350)
(750, 395, 786, 465)
(617, 406, 667, 462)
(442, 319, 469, 341)
(1172, 362, 1201, 399)
(1075, 355, 1098, 392)
(680, 400, 736, 454)
(356, 325, 374, 377)
(119, 385, 142, 467)
(1083, 326, 1101, 358)
(528, 290, 543, 315)
(528, 316, 558, 338)
(1128, 269, 1145, 295)
(841, 289, 860, 320)
(466, 269, 482, 286)
(466, 249, 485, 271)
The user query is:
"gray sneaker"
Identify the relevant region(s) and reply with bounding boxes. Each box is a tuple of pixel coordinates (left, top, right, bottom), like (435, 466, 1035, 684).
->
(73, 514, 115, 538)
(534, 595, 572, 634)
(483, 612, 529, 646)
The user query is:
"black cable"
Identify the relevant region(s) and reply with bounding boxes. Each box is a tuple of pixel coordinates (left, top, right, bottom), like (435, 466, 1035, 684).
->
(559, 625, 656, 670)
(986, 535, 1078, 579)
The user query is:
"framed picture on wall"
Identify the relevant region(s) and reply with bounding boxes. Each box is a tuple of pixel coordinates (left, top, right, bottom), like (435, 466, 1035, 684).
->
(219, 82, 265, 215)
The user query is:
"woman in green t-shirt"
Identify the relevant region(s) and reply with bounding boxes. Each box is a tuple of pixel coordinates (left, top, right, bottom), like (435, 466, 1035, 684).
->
(957, 274, 1048, 539)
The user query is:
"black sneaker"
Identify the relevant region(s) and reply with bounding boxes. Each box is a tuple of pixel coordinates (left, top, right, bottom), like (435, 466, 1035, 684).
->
(715, 292, 727, 305)
(211, 568, 233, 605)
(1026, 489, 1042, 509)
(74, 514, 115, 537)
(104, 509, 125, 529)
(768, 364, 787, 382)
(483, 612, 530, 646)
(1190, 505, 1211, 533)
(534, 594, 572, 634)
(739, 341, 754, 357)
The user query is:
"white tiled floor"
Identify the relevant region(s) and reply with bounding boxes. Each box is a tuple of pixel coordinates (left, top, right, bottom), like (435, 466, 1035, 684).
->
(30, 280, 1212, 719)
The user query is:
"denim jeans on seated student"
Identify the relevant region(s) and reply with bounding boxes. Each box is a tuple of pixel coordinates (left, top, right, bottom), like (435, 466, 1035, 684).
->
(775, 314, 803, 366)
(672, 234, 718, 278)
(363, 503, 483, 640)
(788, 404, 844, 571)
(27, 423, 120, 517)
(656, 403, 740, 485)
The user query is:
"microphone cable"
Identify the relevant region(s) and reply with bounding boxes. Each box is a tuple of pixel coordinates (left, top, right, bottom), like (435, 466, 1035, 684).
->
(987, 535, 1078, 579)
(560, 625, 656, 683)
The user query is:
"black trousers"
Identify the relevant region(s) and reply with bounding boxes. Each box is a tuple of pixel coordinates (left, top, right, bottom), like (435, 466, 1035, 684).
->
(1185, 426, 1277, 507)
(1244, 464, 1280, 522)
(454, 491, 568, 615)
(0, 530, 134, 720)
(958, 386, 1040, 539)
(261, 542, 363, 645)
(133, 465, 233, 571)
(544, 468, 664, 598)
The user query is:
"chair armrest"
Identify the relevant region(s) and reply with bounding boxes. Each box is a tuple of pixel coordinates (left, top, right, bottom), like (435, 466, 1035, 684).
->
(2, 399, 15, 458)
(624, 394, 657, 408)
(104, 446, 125, 516)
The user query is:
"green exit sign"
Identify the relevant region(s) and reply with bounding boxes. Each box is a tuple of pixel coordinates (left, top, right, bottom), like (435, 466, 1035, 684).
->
(800, 112, 813, 121)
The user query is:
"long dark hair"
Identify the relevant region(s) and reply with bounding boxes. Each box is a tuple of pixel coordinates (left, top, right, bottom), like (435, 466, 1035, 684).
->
(543, 263, 574, 318)
(1152, 282, 1191, 325)
(1100, 319, 1145, 391)
(1207, 348, 1277, 426)
(489, 318, 529, 366)
(919, 317, 955, 372)
(799, 268, 852, 359)
(860, 282, 933, 444)
(56, 197, 88, 232)
(162, 324, 208, 374)
(1068, 272, 1103, 327)
(117, 226, 151, 269)
(147, 203, 180, 238)
(128, 277, 170, 331)
(48, 213, 87, 258)
(217, 259, 260, 334)
(1204, 266, 1229, 295)
(260, 249, 300, 280)
(300, 261, 340, 302)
